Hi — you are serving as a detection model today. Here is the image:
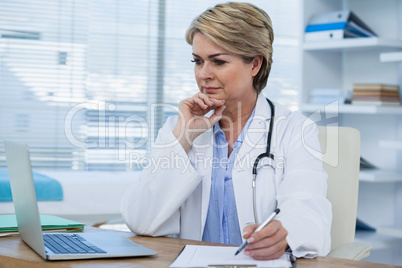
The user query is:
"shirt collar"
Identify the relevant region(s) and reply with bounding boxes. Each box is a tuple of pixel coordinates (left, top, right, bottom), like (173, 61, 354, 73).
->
(212, 107, 256, 145)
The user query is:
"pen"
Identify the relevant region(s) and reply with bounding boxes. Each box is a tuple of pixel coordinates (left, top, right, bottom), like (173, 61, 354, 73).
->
(234, 208, 280, 256)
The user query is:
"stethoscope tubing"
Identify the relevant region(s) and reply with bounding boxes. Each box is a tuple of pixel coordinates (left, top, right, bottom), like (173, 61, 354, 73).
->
(252, 98, 275, 223)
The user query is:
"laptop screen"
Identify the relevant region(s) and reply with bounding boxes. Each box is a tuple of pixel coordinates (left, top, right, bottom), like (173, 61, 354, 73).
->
(4, 140, 47, 258)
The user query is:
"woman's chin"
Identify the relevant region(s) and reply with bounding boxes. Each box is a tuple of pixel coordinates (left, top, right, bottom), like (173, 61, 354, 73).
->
(205, 92, 224, 100)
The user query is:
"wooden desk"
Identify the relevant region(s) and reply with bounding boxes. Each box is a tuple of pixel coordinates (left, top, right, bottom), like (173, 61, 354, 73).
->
(0, 227, 400, 268)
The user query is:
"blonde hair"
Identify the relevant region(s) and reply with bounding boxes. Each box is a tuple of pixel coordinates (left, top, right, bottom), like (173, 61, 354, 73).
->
(185, 2, 274, 93)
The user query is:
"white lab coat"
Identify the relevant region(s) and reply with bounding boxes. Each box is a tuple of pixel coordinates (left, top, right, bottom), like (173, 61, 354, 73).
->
(121, 94, 332, 258)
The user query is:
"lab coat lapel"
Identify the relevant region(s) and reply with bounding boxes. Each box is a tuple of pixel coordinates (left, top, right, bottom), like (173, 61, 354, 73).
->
(232, 95, 274, 231)
(236, 94, 272, 164)
(189, 127, 214, 238)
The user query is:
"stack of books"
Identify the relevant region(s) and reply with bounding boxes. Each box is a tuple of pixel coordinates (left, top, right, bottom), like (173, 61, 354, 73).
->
(305, 10, 377, 42)
(352, 84, 400, 105)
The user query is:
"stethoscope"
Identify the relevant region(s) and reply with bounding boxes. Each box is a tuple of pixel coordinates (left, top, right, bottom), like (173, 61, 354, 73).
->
(251, 98, 275, 223)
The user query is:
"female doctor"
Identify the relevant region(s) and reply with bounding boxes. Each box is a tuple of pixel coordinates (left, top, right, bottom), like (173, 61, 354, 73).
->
(121, 2, 332, 260)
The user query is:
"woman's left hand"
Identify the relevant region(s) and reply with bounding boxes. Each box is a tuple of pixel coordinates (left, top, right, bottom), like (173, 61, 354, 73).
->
(241, 220, 289, 260)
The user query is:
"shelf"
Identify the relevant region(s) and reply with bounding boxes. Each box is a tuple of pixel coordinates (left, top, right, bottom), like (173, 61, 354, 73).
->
(375, 226, 402, 238)
(303, 37, 402, 51)
(379, 140, 402, 150)
(355, 228, 402, 266)
(359, 169, 402, 183)
(380, 51, 402, 62)
(300, 103, 402, 114)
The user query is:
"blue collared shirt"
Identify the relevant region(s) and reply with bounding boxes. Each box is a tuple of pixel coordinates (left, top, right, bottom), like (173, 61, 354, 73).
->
(202, 109, 255, 245)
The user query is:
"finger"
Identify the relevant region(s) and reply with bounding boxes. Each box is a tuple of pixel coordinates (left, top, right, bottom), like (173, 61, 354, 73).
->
(192, 97, 211, 111)
(242, 224, 259, 239)
(246, 226, 287, 251)
(193, 97, 226, 117)
(196, 92, 215, 107)
(207, 106, 226, 126)
(248, 220, 282, 244)
(179, 98, 203, 116)
(196, 93, 227, 112)
(210, 98, 225, 108)
(214, 104, 226, 116)
(244, 239, 288, 260)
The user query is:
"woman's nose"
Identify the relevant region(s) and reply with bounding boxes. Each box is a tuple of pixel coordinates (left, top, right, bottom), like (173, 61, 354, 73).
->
(198, 63, 214, 80)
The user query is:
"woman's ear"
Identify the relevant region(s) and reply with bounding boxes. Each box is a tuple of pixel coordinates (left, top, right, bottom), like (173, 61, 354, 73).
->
(251, 55, 263, 77)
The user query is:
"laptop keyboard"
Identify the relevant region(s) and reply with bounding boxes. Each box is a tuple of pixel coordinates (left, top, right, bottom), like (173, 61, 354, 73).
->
(43, 233, 106, 254)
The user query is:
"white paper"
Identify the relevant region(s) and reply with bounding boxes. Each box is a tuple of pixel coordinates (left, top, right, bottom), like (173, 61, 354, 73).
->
(170, 245, 292, 267)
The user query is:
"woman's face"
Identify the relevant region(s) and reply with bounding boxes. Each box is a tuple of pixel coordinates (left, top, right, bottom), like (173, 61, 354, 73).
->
(192, 32, 260, 104)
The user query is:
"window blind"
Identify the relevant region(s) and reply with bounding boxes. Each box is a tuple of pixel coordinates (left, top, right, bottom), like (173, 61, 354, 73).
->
(0, 0, 300, 171)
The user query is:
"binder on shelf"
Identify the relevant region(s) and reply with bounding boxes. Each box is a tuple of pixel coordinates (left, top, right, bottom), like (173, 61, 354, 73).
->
(356, 218, 376, 232)
(305, 29, 360, 42)
(360, 156, 377, 170)
(305, 10, 377, 42)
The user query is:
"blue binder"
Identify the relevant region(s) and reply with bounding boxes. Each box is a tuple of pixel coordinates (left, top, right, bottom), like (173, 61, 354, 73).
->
(305, 10, 377, 40)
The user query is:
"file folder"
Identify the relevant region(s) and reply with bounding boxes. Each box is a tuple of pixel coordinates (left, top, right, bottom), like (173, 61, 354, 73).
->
(305, 10, 377, 41)
(0, 214, 85, 236)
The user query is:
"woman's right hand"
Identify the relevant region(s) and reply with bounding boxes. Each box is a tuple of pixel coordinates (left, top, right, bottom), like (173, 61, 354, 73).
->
(173, 92, 226, 153)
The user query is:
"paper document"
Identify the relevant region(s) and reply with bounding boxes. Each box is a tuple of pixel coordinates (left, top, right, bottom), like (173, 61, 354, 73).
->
(170, 245, 292, 267)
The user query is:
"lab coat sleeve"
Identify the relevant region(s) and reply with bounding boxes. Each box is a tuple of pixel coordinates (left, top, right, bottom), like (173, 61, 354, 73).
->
(121, 116, 203, 236)
(276, 116, 332, 258)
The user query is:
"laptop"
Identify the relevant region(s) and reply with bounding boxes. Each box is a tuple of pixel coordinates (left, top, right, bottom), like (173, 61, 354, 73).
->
(4, 140, 157, 260)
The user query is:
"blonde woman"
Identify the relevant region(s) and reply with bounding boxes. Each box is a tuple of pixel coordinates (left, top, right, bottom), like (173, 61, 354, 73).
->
(122, 2, 331, 260)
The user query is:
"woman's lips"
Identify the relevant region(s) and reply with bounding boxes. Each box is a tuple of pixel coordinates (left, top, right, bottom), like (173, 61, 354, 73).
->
(203, 87, 220, 93)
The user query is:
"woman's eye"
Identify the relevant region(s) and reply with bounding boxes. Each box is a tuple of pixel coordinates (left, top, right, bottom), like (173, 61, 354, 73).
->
(214, 60, 226, 65)
(191, 59, 201, 65)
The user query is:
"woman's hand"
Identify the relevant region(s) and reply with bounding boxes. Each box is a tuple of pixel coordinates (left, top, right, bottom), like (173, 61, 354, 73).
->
(173, 92, 226, 153)
(242, 220, 289, 260)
